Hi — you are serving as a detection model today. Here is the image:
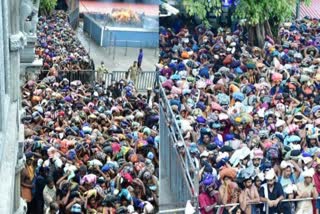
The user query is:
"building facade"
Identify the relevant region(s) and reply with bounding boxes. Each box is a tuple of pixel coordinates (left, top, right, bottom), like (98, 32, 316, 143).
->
(0, 0, 40, 213)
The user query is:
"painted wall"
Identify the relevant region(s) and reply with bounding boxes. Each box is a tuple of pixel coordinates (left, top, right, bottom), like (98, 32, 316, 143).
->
(102, 29, 158, 48)
(83, 14, 158, 48)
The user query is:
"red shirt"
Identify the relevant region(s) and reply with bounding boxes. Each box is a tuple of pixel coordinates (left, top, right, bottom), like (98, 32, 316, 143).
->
(198, 192, 218, 214)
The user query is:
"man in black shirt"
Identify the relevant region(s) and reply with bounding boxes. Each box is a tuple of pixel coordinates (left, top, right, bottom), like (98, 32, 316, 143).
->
(259, 169, 285, 214)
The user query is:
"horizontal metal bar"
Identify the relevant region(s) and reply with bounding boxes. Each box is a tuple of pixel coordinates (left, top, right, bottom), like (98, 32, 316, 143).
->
(159, 197, 319, 213)
(159, 208, 186, 213)
(213, 197, 318, 208)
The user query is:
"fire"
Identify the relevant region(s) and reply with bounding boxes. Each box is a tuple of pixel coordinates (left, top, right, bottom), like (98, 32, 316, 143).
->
(110, 8, 141, 24)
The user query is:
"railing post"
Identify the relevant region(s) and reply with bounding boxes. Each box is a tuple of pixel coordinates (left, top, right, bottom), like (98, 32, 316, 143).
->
(109, 32, 112, 55)
(113, 36, 116, 61)
(265, 202, 269, 214)
(125, 40, 128, 56)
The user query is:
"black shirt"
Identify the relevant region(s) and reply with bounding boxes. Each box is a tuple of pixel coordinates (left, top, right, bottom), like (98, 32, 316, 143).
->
(259, 182, 285, 214)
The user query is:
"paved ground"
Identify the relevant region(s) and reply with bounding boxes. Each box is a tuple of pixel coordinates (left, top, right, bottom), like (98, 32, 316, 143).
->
(76, 21, 158, 72)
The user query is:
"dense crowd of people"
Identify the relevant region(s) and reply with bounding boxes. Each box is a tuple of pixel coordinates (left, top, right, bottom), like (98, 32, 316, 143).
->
(159, 16, 320, 214)
(35, 11, 93, 74)
(21, 11, 159, 214)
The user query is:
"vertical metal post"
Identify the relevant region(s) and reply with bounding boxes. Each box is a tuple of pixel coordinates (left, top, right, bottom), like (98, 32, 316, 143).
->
(108, 32, 112, 55)
(125, 40, 128, 56)
(265, 202, 269, 214)
(296, 0, 301, 19)
(113, 36, 116, 61)
(89, 16, 92, 56)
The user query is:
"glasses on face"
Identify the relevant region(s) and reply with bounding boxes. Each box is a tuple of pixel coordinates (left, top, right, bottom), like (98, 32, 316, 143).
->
(266, 179, 274, 182)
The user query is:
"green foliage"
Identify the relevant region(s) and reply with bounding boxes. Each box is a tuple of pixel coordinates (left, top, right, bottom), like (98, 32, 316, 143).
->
(233, 0, 311, 26)
(39, 0, 57, 15)
(182, 0, 222, 27)
(181, 0, 312, 27)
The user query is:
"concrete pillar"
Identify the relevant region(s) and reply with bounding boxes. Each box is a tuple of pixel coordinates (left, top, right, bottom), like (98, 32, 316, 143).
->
(2, 0, 10, 94)
(9, 0, 25, 102)
(0, 0, 4, 133)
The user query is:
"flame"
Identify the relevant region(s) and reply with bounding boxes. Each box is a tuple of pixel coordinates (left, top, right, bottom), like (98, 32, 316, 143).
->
(111, 8, 141, 24)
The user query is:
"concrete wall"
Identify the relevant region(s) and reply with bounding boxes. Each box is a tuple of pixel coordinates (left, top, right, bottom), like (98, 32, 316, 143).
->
(83, 14, 102, 44)
(0, 0, 36, 213)
(102, 28, 158, 48)
(83, 14, 158, 48)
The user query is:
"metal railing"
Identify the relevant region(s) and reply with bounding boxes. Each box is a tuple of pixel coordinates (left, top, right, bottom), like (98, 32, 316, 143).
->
(38, 69, 156, 92)
(159, 197, 320, 213)
(159, 84, 199, 213)
(158, 82, 320, 214)
(104, 71, 156, 92)
(39, 70, 95, 84)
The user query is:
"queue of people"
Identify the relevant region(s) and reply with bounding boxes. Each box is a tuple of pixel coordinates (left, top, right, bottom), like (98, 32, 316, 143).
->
(35, 11, 93, 76)
(21, 10, 160, 214)
(159, 16, 320, 214)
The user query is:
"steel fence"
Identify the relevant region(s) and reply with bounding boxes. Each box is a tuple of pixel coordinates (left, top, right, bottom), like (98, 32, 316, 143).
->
(39, 70, 95, 84)
(159, 197, 320, 213)
(38, 69, 156, 92)
(159, 84, 199, 213)
(106, 71, 156, 92)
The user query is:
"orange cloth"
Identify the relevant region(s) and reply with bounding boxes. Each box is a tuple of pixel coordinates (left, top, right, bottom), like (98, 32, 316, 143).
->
(181, 51, 189, 59)
(219, 167, 237, 180)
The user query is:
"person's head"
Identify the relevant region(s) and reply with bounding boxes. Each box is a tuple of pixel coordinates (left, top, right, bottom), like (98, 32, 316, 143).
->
(223, 176, 232, 184)
(202, 134, 211, 144)
(243, 178, 253, 188)
(79, 165, 87, 176)
(316, 163, 320, 173)
(49, 202, 59, 213)
(47, 176, 55, 189)
(267, 115, 274, 125)
(252, 157, 261, 167)
(240, 155, 250, 166)
(283, 166, 292, 178)
(254, 176, 262, 188)
(266, 176, 275, 186)
(89, 196, 96, 206)
(26, 157, 33, 166)
(304, 175, 313, 185)
(206, 183, 217, 197)
(302, 169, 315, 185)
(265, 169, 276, 187)
(233, 206, 244, 214)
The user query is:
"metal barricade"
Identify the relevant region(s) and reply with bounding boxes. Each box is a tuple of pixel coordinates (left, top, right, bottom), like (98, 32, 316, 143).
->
(135, 71, 156, 91)
(38, 69, 155, 92)
(158, 193, 320, 213)
(39, 70, 95, 84)
(159, 85, 199, 213)
(109, 71, 156, 92)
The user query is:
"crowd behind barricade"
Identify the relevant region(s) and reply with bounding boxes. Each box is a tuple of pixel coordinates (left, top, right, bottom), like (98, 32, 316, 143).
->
(35, 11, 93, 77)
(21, 11, 159, 214)
(159, 16, 320, 214)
